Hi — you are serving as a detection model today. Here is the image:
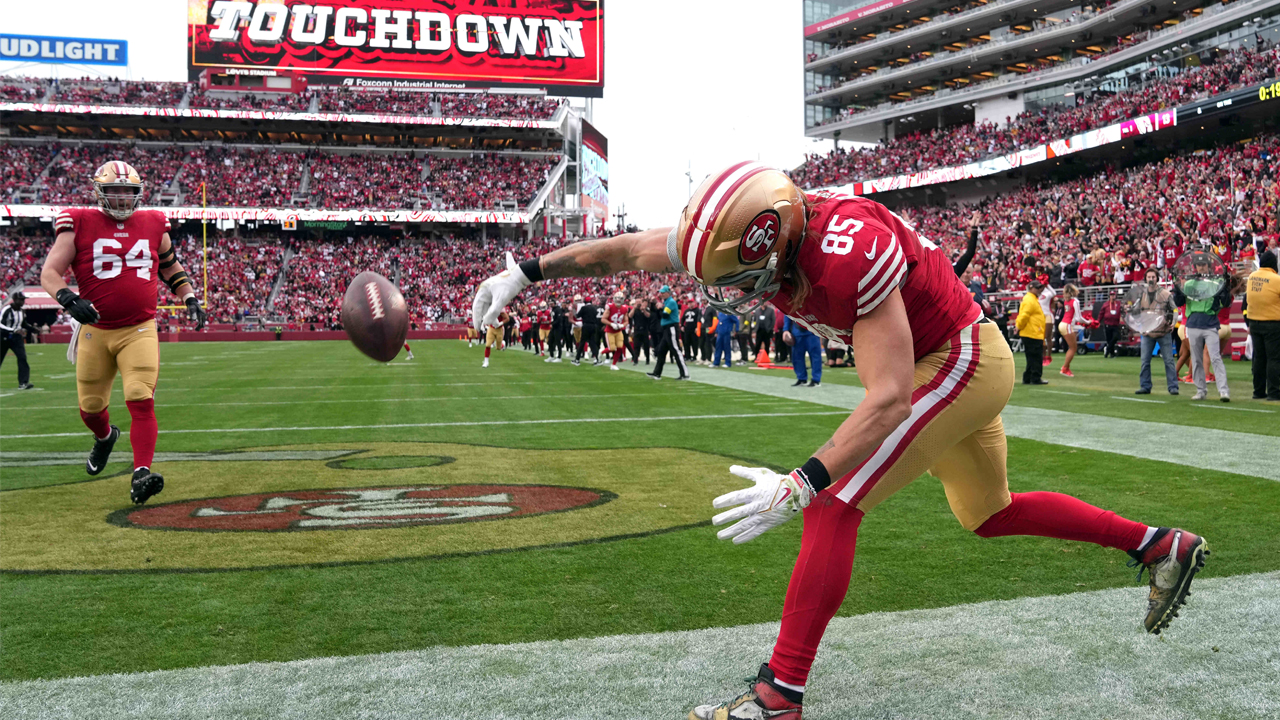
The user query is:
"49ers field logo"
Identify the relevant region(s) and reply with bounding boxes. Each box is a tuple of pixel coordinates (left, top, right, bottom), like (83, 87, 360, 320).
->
(0, 442, 743, 572)
(115, 484, 607, 532)
(739, 210, 780, 264)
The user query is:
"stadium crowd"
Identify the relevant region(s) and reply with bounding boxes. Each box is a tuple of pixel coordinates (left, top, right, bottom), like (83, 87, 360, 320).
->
(795, 42, 1280, 187)
(4, 141, 557, 210)
(902, 132, 1280, 297)
(319, 87, 561, 119)
(0, 235, 50, 291)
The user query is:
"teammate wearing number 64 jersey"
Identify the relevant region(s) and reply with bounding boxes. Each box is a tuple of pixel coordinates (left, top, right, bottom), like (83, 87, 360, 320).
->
(39, 161, 207, 506)
(472, 162, 1209, 719)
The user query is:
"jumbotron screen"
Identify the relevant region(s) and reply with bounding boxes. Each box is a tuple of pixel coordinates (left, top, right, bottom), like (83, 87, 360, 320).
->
(580, 119, 609, 220)
(187, 0, 604, 96)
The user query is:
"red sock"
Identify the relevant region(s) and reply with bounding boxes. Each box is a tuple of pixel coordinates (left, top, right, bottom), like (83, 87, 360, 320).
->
(125, 398, 158, 469)
(768, 497, 865, 687)
(80, 408, 111, 439)
(975, 491, 1148, 550)
(403, 343, 411, 352)
(484, 347, 491, 358)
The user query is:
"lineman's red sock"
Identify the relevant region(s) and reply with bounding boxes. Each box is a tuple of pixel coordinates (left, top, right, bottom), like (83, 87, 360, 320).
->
(975, 491, 1149, 550)
(125, 398, 158, 469)
(80, 408, 112, 439)
(484, 347, 491, 359)
(768, 497, 865, 688)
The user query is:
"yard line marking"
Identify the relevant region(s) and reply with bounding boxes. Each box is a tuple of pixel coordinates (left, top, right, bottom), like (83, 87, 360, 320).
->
(1, 392, 700, 412)
(0, 411, 848, 439)
(1040, 390, 1089, 396)
(1110, 396, 1167, 404)
(615, 362, 1280, 482)
(1188, 403, 1276, 414)
(0, 379, 630, 396)
(4, 572, 1274, 720)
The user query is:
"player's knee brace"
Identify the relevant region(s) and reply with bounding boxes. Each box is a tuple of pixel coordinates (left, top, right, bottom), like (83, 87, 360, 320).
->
(123, 379, 156, 402)
(79, 395, 109, 414)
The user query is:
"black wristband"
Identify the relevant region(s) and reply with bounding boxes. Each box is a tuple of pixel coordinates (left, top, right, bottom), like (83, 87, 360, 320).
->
(798, 456, 832, 492)
(518, 258, 544, 283)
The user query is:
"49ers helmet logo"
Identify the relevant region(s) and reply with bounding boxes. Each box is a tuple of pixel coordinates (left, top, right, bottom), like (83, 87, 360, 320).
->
(116, 484, 605, 532)
(739, 210, 780, 264)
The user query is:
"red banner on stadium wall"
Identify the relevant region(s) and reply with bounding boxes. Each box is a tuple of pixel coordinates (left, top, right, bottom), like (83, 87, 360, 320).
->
(187, 0, 604, 96)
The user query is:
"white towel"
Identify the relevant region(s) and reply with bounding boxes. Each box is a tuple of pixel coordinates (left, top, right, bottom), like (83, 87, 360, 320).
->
(66, 319, 81, 364)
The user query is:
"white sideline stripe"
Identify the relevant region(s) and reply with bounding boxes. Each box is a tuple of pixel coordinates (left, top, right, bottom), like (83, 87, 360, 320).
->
(0, 392, 711, 412)
(0, 411, 848, 439)
(1111, 396, 1167, 404)
(1040, 390, 1089, 396)
(4, 572, 1275, 720)
(617, 362, 1280, 482)
(0, 379, 626, 396)
(1188, 403, 1275, 414)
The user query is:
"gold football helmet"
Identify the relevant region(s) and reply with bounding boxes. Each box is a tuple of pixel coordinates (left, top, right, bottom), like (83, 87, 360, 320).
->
(92, 161, 145, 221)
(672, 162, 805, 314)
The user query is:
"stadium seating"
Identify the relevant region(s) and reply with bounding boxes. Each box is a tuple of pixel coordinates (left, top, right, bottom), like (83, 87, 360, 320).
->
(52, 79, 187, 107)
(318, 88, 561, 119)
(0, 235, 50, 291)
(795, 43, 1280, 187)
(3, 141, 559, 210)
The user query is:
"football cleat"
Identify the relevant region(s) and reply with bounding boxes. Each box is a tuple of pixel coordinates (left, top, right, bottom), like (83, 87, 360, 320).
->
(688, 665, 802, 720)
(130, 467, 165, 505)
(482, 358, 489, 368)
(610, 365, 619, 371)
(1128, 528, 1209, 635)
(86, 425, 121, 476)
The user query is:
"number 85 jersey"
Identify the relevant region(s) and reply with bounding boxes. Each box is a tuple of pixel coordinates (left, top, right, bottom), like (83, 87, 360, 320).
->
(771, 193, 980, 362)
(56, 207, 170, 329)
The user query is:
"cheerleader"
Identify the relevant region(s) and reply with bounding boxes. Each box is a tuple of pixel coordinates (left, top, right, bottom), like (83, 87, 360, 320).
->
(1058, 284, 1085, 377)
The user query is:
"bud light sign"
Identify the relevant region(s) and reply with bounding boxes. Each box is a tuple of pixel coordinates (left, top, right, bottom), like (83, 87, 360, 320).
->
(0, 34, 129, 67)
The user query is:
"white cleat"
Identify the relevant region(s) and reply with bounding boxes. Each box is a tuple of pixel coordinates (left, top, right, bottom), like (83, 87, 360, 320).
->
(610, 365, 620, 371)
(482, 358, 489, 368)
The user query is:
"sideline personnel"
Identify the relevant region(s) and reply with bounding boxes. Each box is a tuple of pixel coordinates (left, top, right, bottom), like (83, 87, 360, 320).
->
(1245, 250, 1280, 401)
(1016, 280, 1048, 385)
(0, 291, 36, 390)
(649, 285, 688, 380)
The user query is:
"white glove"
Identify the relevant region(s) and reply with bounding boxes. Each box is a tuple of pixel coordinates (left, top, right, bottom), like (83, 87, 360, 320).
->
(472, 252, 532, 333)
(712, 465, 815, 544)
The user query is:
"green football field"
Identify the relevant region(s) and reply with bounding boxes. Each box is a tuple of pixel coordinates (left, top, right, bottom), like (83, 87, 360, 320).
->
(1, 339, 1278, 719)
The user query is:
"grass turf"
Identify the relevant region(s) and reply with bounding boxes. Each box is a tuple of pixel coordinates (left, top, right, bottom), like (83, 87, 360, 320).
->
(1, 340, 1277, 681)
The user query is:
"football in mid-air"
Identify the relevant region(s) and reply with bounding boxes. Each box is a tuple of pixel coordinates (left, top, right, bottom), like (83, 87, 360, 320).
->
(341, 271, 409, 362)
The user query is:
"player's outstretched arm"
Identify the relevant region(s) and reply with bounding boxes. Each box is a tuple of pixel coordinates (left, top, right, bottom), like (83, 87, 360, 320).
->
(41, 231, 99, 325)
(472, 228, 674, 330)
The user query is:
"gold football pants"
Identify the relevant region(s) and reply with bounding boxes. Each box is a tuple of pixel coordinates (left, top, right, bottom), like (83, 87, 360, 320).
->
(829, 321, 1015, 530)
(76, 320, 159, 413)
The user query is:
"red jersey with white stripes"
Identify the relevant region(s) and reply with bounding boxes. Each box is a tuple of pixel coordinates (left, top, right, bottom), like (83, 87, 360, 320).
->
(771, 193, 980, 361)
(56, 207, 169, 330)
(536, 308, 552, 329)
(604, 303, 629, 331)
(1063, 297, 1082, 326)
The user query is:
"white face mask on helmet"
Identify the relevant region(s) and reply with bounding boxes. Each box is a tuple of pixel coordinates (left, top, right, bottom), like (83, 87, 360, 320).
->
(92, 160, 145, 221)
(668, 163, 806, 316)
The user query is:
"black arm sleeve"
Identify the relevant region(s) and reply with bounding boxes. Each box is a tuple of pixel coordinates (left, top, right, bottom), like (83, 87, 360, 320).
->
(952, 228, 979, 277)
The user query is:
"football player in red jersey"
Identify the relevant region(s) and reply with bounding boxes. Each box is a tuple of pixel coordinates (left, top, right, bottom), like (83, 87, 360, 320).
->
(472, 163, 1208, 719)
(535, 301, 553, 356)
(39, 161, 207, 505)
(603, 291, 630, 370)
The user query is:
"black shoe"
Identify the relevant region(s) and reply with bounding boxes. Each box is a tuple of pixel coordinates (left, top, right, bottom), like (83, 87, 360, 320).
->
(1135, 389, 1151, 395)
(675, 375, 690, 381)
(646, 372, 661, 381)
(130, 467, 165, 505)
(1169, 389, 1179, 396)
(86, 425, 120, 476)
(1030, 380, 1050, 385)
(1221, 397, 1230, 403)
(19, 382, 35, 390)
(571, 360, 581, 366)
(792, 379, 807, 387)
(1253, 394, 1267, 400)
(808, 380, 820, 387)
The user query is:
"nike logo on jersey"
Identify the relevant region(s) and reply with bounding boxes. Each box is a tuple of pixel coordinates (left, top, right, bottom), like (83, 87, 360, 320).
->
(864, 238, 877, 259)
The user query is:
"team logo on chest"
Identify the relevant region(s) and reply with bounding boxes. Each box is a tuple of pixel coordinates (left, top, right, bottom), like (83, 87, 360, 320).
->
(739, 210, 780, 264)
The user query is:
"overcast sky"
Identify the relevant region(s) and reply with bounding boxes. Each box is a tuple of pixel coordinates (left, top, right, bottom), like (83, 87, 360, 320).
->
(3, 0, 827, 229)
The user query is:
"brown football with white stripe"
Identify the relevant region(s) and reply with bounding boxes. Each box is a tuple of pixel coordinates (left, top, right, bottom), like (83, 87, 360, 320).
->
(341, 272, 409, 362)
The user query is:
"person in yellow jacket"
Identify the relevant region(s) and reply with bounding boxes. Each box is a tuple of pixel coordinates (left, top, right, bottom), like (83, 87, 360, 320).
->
(1016, 279, 1049, 384)
(1245, 250, 1280, 400)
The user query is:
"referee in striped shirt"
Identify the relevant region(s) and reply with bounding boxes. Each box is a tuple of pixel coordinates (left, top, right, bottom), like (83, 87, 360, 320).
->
(1, 291, 35, 390)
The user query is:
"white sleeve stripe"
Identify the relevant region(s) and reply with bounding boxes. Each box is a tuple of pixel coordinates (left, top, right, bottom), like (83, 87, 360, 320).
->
(857, 232, 898, 291)
(858, 246, 905, 306)
(858, 258, 907, 316)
